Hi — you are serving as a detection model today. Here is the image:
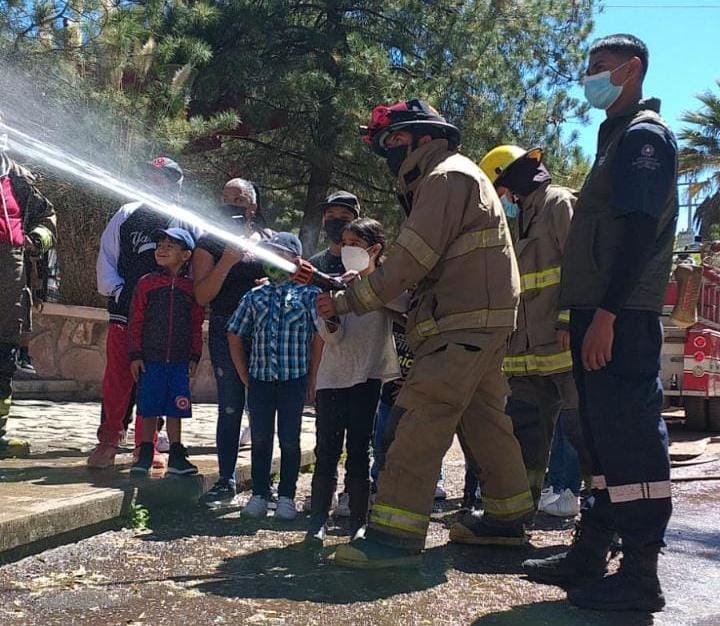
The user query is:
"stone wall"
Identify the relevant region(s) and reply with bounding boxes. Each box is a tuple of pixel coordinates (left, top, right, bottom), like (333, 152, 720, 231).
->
(27, 304, 217, 402)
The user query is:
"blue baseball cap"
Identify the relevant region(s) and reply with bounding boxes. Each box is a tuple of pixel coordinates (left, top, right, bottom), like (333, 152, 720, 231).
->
(260, 232, 302, 257)
(153, 227, 195, 251)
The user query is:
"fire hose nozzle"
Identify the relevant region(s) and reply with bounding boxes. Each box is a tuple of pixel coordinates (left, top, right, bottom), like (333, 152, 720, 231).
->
(291, 258, 346, 291)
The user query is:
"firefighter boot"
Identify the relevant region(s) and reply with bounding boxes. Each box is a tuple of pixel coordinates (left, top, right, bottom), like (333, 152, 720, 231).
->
(522, 519, 613, 586)
(304, 475, 335, 546)
(0, 396, 30, 459)
(348, 477, 371, 537)
(568, 544, 665, 612)
(449, 510, 529, 546)
(334, 533, 421, 569)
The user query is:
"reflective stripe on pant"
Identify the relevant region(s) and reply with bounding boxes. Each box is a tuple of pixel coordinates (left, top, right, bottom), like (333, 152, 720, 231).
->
(98, 323, 139, 446)
(369, 333, 533, 551)
(571, 309, 672, 550)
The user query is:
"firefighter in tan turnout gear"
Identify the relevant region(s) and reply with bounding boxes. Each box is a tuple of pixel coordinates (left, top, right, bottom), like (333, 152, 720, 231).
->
(479, 145, 589, 507)
(309, 99, 534, 569)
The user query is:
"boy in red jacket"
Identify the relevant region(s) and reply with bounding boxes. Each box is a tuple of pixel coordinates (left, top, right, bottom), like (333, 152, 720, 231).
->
(128, 228, 204, 475)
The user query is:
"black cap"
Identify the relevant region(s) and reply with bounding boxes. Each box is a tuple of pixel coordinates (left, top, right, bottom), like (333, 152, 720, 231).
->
(259, 232, 303, 258)
(318, 190, 361, 218)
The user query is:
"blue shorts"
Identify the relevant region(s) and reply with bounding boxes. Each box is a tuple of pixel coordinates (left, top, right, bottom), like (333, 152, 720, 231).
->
(137, 361, 192, 418)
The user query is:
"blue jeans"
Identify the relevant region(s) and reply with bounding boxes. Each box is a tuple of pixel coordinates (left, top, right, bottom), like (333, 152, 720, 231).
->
(247, 376, 306, 499)
(546, 410, 582, 494)
(209, 314, 247, 483)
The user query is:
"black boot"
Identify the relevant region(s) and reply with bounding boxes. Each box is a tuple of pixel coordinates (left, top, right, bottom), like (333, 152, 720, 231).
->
(568, 544, 665, 612)
(348, 477, 370, 537)
(522, 519, 613, 586)
(449, 511, 529, 546)
(304, 475, 335, 545)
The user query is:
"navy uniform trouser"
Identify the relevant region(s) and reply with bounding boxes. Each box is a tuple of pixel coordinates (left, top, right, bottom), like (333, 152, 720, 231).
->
(570, 308, 672, 550)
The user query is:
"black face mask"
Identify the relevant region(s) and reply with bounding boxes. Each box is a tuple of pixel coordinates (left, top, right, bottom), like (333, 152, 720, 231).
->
(323, 218, 349, 244)
(385, 144, 409, 177)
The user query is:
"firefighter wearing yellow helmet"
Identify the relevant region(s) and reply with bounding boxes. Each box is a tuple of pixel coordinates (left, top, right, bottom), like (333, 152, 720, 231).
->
(479, 144, 589, 508)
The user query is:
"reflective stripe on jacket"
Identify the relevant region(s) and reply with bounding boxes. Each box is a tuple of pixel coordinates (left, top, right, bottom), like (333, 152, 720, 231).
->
(335, 139, 520, 356)
(504, 183, 575, 376)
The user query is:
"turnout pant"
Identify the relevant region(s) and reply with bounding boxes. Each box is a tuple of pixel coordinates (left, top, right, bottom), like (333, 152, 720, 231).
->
(0, 244, 25, 441)
(506, 372, 589, 503)
(368, 332, 534, 551)
(571, 309, 672, 550)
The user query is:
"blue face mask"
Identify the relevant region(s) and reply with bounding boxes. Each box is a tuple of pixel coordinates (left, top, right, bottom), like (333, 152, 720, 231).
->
(583, 61, 629, 110)
(501, 195, 518, 219)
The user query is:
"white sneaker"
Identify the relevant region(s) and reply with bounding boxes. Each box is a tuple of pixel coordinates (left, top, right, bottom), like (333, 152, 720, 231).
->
(335, 492, 351, 517)
(275, 496, 298, 520)
(434, 481, 447, 500)
(242, 495, 269, 518)
(542, 489, 580, 518)
(538, 487, 560, 511)
(157, 431, 170, 453)
(239, 425, 251, 446)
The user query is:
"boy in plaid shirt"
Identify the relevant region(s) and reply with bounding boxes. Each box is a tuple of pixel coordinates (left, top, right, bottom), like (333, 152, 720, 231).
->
(227, 232, 322, 520)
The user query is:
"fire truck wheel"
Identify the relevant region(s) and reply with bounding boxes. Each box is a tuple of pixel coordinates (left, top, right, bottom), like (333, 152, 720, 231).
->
(683, 397, 709, 432)
(707, 399, 720, 432)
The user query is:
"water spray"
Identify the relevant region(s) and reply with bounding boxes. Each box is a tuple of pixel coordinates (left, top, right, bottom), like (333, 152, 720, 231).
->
(0, 122, 344, 291)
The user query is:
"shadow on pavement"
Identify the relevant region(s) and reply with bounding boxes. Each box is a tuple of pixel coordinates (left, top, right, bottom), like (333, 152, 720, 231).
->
(471, 600, 656, 625)
(188, 542, 453, 604)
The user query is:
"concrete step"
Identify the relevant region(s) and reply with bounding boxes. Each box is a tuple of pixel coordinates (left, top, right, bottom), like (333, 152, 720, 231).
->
(13, 379, 80, 399)
(0, 426, 316, 564)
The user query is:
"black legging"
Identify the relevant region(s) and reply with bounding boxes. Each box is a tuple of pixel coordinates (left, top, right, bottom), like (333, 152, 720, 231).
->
(312, 379, 381, 523)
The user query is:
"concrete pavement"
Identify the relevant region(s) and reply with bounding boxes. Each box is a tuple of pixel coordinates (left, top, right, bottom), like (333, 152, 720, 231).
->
(0, 401, 317, 562)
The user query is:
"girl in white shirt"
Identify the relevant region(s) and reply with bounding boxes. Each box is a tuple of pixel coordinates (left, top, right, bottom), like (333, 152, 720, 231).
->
(305, 218, 400, 544)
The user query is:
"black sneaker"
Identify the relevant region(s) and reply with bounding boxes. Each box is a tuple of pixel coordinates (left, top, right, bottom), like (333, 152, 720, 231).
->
(167, 443, 198, 476)
(200, 479, 237, 506)
(16, 348, 36, 374)
(131, 442, 154, 475)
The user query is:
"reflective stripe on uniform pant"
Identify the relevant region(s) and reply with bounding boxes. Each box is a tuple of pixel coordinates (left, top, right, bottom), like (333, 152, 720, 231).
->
(570, 309, 672, 550)
(368, 333, 534, 551)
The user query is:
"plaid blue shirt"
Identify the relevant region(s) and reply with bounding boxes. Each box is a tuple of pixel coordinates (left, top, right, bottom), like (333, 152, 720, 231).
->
(227, 281, 321, 382)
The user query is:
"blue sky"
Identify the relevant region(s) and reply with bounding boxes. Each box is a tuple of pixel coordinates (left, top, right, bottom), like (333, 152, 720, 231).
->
(565, 1, 720, 230)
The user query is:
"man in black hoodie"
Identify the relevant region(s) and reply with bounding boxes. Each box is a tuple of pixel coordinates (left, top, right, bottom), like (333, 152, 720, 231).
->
(88, 157, 192, 469)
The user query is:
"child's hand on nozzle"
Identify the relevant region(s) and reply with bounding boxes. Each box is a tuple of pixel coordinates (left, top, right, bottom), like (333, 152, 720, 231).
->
(189, 361, 198, 378)
(317, 292, 338, 320)
(130, 359, 145, 383)
(341, 270, 359, 283)
(291, 257, 314, 285)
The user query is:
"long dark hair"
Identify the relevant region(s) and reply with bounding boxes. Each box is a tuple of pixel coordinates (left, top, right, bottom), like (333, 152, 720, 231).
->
(343, 218, 386, 265)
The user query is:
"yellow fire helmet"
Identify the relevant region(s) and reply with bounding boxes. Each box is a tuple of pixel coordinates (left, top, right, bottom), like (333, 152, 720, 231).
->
(479, 145, 543, 185)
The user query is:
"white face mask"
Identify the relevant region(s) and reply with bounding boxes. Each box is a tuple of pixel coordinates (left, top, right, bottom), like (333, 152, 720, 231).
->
(341, 245, 371, 272)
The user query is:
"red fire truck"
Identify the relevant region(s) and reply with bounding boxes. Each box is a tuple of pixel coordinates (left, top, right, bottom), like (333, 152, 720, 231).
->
(662, 247, 720, 431)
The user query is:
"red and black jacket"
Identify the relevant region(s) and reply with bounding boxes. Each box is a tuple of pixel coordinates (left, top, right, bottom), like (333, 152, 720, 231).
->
(128, 270, 204, 364)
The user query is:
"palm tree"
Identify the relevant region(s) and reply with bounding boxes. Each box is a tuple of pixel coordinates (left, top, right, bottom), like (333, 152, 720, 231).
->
(678, 80, 720, 237)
